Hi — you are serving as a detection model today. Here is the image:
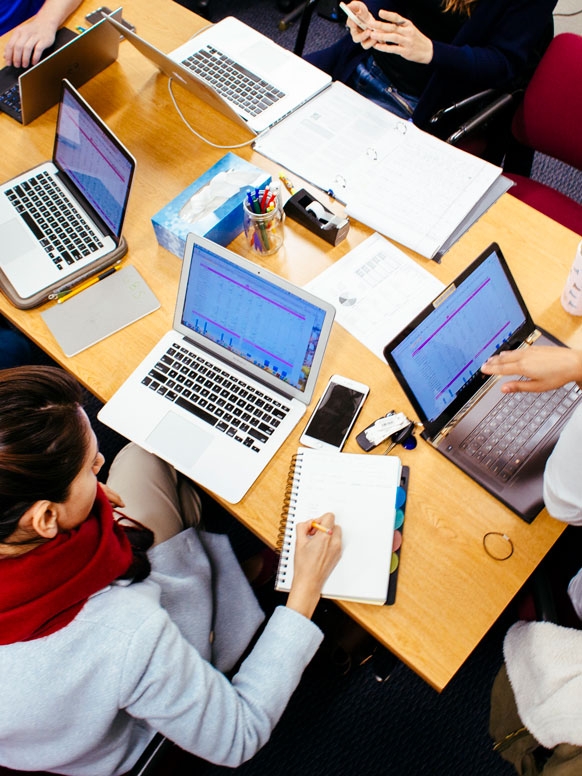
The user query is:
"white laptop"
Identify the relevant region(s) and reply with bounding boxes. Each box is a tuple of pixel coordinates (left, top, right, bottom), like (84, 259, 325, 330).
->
(98, 234, 336, 503)
(0, 79, 136, 309)
(106, 14, 331, 135)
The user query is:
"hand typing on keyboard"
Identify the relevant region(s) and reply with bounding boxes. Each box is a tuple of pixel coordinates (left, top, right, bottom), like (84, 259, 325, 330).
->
(481, 346, 582, 394)
(3, 0, 82, 68)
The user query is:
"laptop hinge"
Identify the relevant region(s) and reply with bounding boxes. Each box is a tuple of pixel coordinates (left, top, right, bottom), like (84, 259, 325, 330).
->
(431, 329, 542, 446)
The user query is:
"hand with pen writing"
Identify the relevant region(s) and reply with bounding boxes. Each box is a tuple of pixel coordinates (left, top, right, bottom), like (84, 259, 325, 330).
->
(286, 512, 342, 619)
(343, 2, 434, 64)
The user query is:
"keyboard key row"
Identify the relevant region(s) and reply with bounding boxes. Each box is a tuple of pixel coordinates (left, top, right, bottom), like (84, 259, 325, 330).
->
(142, 343, 291, 453)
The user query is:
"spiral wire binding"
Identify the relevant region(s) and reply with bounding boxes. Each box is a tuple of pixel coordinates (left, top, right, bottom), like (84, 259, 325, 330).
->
(275, 453, 304, 587)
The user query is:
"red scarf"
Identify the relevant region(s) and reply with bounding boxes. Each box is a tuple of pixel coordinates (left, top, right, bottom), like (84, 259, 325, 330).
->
(0, 485, 133, 644)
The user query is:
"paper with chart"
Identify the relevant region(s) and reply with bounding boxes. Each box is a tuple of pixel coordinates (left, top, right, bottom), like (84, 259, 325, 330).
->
(253, 81, 506, 259)
(305, 233, 444, 361)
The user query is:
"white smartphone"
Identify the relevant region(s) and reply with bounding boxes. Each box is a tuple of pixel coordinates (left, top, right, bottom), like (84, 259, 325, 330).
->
(300, 374, 369, 452)
(339, 2, 369, 30)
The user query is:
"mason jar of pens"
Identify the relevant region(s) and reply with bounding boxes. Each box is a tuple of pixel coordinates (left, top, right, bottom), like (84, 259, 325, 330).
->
(243, 185, 284, 256)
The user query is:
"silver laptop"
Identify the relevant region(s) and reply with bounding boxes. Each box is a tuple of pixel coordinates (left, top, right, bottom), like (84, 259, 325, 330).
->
(0, 79, 136, 309)
(98, 234, 336, 503)
(106, 14, 331, 135)
(383, 242, 582, 523)
(0, 10, 122, 125)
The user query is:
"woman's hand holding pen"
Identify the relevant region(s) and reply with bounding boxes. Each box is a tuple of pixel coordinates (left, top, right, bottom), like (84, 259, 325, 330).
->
(481, 346, 582, 394)
(286, 512, 342, 620)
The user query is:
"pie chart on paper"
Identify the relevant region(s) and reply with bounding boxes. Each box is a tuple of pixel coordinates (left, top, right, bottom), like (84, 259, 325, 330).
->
(338, 290, 357, 307)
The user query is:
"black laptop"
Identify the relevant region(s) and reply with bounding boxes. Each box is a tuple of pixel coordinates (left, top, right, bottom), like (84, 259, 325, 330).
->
(383, 242, 582, 522)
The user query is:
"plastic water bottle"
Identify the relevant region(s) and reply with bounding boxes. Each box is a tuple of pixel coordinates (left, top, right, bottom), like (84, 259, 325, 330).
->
(561, 240, 582, 315)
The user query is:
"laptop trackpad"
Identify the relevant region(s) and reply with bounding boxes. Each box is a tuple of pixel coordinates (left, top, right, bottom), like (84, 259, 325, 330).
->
(0, 218, 38, 265)
(146, 412, 212, 470)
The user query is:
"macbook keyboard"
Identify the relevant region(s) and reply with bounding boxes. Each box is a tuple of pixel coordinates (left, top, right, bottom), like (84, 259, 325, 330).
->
(0, 83, 22, 121)
(181, 45, 285, 117)
(142, 342, 291, 452)
(4, 171, 103, 271)
(460, 381, 582, 482)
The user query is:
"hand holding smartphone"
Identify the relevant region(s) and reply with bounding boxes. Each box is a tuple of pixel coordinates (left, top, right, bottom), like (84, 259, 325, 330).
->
(300, 374, 369, 452)
(339, 2, 370, 31)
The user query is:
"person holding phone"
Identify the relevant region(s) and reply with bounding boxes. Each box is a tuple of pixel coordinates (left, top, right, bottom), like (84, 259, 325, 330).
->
(483, 346, 582, 770)
(2, 0, 81, 68)
(306, 0, 556, 129)
(0, 365, 342, 775)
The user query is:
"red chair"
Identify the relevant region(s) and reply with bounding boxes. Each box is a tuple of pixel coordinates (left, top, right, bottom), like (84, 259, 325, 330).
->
(504, 32, 582, 235)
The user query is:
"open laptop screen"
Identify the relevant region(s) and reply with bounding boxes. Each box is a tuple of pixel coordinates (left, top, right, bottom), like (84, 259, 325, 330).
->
(181, 241, 329, 395)
(54, 81, 134, 236)
(388, 246, 527, 424)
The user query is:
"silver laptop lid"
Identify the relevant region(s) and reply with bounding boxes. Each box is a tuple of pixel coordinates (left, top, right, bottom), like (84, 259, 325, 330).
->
(18, 9, 122, 124)
(175, 234, 336, 404)
(105, 14, 251, 132)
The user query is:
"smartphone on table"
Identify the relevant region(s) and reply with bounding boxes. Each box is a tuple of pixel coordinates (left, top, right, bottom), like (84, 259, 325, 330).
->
(300, 374, 369, 452)
(339, 2, 370, 30)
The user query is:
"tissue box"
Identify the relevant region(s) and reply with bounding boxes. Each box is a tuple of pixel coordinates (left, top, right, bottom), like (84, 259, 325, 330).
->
(152, 153, 271, 259)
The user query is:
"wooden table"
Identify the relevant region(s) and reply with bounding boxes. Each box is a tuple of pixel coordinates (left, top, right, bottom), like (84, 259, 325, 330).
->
(2, 0, 582, 691)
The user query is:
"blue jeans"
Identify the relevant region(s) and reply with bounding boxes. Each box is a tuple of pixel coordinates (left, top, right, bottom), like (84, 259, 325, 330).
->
(347, 54, 419, 120)
(0, 328, 32, 369)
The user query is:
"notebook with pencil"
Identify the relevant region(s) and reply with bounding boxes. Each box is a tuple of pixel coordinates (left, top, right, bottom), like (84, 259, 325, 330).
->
(275, 449, 401, 605)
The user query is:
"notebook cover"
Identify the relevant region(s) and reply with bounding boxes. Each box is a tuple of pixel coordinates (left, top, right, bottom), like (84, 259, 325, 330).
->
(41, 265, 159, 356)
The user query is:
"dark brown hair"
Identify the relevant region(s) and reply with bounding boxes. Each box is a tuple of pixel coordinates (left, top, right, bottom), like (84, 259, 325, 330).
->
(0, 366, 153, 578)
(0, 366, 87, 542)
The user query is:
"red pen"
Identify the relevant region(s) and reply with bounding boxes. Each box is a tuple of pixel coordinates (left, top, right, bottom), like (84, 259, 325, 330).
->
(260, 186, 270, 212)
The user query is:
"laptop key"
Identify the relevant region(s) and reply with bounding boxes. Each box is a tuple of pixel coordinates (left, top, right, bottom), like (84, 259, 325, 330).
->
(20, 210, 44, 239)
(175, 395, 218, 426)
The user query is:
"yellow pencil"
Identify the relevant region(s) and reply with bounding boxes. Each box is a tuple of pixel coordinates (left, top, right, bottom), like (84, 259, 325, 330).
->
(310, 520, 333, 536)
(56, 265, 120, 304)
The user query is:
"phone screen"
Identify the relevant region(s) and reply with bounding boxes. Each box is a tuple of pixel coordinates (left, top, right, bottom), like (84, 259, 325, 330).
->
(303, 382, 367, 448)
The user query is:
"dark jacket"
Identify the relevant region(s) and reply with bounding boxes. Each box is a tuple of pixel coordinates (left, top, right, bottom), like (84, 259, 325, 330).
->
(306, 0, 556, 128)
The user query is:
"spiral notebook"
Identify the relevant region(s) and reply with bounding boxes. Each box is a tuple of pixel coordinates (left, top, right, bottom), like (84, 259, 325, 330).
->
(276, 449, 401, 605)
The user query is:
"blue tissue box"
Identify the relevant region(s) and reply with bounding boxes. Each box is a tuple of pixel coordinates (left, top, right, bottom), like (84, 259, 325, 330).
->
(152, 153, 271, 259)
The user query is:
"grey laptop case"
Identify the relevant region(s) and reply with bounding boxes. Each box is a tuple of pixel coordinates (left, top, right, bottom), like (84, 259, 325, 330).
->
(0, 79, 135, 308)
